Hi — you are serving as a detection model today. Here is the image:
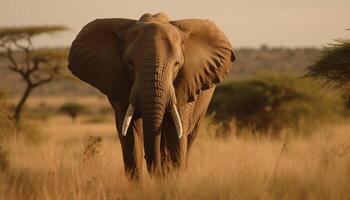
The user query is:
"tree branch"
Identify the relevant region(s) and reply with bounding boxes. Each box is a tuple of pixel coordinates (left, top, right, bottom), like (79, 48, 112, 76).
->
(27, 58, 47, 74)
(32, 76, 53, 87)
(5, 47, 21, 72)
(0, 42, 9, 58)
(8, 64, 23, 74)
(32, 75, 53, 87)
(0, 37, 11, 47)
(11, 37, 29, 52)
(11, 36, 32, 73)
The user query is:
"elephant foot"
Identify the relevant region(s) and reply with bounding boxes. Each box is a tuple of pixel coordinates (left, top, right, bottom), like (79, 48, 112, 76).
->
(124, 167, 142, 181)
(145, 160, 163, 178)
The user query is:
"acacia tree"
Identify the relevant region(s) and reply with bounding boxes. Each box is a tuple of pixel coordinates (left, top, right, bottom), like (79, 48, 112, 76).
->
(0, 26, 68, 123)
(306, 37, 350, 92)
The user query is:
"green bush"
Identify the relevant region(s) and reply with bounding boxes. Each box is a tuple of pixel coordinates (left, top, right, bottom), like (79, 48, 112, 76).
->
(208, 75, 347, 136)
(59, 102, 87, 122)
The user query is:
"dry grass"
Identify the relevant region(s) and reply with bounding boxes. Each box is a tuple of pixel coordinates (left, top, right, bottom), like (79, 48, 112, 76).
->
(1, 116, 350, 200)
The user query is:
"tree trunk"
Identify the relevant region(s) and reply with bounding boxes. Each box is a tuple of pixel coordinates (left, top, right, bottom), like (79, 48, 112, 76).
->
(14, 84, 32, 124)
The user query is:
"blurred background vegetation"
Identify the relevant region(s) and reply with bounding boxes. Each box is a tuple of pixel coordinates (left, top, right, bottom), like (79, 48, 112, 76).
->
(1, 40, 350, 138)
(208, 75, 348, 137)
(0, 25, 349, 140)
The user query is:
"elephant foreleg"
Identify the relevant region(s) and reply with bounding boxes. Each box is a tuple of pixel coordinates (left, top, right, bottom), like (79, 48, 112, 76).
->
(118, 123, 143, 181)
(114, 104, 143, 181)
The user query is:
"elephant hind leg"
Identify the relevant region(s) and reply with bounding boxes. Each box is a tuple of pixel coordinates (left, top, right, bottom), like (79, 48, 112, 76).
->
(187, 116, 205, 151)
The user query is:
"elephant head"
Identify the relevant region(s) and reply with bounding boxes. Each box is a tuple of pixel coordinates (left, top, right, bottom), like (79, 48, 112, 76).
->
(68, 13, 235, 139)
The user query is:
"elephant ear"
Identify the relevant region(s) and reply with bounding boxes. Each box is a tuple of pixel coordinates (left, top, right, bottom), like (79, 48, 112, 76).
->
(68, 18, 136, 102)
(171, 19, 235, 105)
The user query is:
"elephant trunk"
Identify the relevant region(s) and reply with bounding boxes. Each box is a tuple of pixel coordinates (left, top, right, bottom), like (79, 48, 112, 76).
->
(121, 60, 183, 174)
(139, 63, 169, 133)
(139, 63, 170, 174)
(141, 88, 165, 174)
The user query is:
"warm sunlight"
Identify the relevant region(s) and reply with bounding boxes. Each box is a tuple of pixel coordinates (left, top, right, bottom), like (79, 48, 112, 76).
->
(1, 1, 350, 199)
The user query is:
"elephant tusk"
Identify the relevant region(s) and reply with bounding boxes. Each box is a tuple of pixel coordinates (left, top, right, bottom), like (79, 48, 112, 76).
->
(122, 104, 135, 136)
(170, 104, 183, 139)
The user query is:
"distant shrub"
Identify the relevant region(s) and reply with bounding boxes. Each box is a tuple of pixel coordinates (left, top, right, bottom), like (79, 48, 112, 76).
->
(208, 76, 346, 136)
(59, 102, 87, 122)
(82, 115, 112, 124)
(98, 106, 113, 115)
(80, 106, 113, 124)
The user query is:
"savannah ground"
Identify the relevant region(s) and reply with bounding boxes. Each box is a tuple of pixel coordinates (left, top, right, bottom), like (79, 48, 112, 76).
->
(0, 96, 350, 200)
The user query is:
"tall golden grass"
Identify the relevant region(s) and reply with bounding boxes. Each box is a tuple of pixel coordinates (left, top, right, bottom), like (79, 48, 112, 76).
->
(1, 115, 350, 200)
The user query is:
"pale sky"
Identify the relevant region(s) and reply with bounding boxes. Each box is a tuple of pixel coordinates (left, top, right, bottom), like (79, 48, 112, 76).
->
(0, 0, 349, 48)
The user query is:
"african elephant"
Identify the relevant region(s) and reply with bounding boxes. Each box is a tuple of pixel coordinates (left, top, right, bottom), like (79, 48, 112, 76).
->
(68, 13, 235, 180)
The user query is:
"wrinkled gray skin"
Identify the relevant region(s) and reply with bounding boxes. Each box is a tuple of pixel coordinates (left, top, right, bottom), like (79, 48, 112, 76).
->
(68, 13, 235, 180)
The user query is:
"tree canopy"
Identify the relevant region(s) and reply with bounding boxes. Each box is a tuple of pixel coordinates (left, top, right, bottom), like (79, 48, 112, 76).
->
(306, 39, 350, 92)
(0, 26, 67, 40)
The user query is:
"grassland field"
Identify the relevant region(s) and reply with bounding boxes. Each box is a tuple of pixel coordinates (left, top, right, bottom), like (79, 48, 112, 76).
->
(0, 95, 350, 200)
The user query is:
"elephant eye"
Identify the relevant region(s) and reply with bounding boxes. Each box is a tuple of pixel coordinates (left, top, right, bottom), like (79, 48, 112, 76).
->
(174, 61, 180, 67)
(127, 60, 134, 66)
